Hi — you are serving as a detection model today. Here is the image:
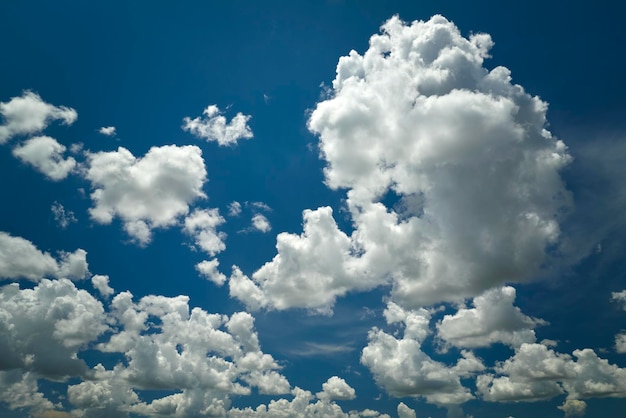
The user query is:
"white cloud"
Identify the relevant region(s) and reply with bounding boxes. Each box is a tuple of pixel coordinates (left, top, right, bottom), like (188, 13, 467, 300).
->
(0, 231, 89, 281)
(0, 370, 54, 414)
(251, 213, 271, 233)
(13, 136, 77, 180)
(316, 376, 356, 401)
(98, 126, 116, 136)
(228, 201, 242, 216)
(85, 145, 207, 245)
(477, 343, 626, 402)
(0, 279, 108, 379)
(91, 274, 114, 298)
(183, 104, 253, 146)
(558, 399, 587, 417)
(196, 259, 227, 286)
(183, 208, 226, 256)
(361, 303, 475, 406)
(397, 402, 417, 418)
(51, 201, 77, 229)
(0, 91, 77, 144)
(436, 286, 545, 349)
(611, 290, 626, 310)
(615, 333, 626, 354)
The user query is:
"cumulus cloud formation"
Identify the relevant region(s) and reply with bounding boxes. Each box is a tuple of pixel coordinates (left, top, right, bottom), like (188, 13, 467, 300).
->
(183, 208, 227, 256)
(228, 201, 242, 216)
(91, 274, 114, 297)
(477, 343, 626, 402)
(0, 91, 77, 144)
(612, 290, 626, 310)
(436, 286, 546, 349)
(251, 213, 271, 233)
(98, 126, 116, 136)
(183, 105, 253, 146)
(12, 136, 77, 180)
(558, 399, 587, 417)
(234, 15, 573, 313)
(361, 302, 479, 406)
(0, 232, 89, 281)
(316, 376, 356, 401)
(0, 370, 54, 414)
(85, 145, 207, 245)
(196, 259, 227, 286)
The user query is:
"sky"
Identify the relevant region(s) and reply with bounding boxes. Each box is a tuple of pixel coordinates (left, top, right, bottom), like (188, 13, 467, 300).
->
(1, 0, 626, 417)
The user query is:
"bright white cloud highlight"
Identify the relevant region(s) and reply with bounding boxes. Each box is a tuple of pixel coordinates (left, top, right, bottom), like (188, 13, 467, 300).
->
(183, 105, 253, 146)
(91, 274, 114, 298)
(0, 232, 89, 281)
(196, 259, 227, 286)
(183, 208, 226, 256)
(0, 91, 77, 144)
(437, 286, 545, 349)
(316, 376, 356, 401)
(12, 136, 76, 180)
(85, 145, 207, 245)
(251, 213, 271, 233)
(98, 126, 116, 136)
(558, 399, 587, 417)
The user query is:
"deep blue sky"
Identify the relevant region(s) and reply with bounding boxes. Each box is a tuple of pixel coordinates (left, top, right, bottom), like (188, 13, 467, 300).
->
(1, 1, 626, 417)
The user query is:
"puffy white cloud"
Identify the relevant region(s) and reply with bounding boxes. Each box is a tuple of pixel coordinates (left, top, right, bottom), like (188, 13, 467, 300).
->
(230, 207, 374, 313)
(0, 232, 89, 281)
(51, 201, 77, 229)
(0, 91, 77, 144)
(436, 286, 545, 349)
(231, 14, 571, 313)
(611, 290, 626, 310)
(85, 145, 207, 245)
(396, 402, 417, 418)
(98, 126, 116, 136)
(0, 370, 54, 414)
(91, 274, 114, 297)
(0, 279, 108, 379)
(183, 208, 226, 256)
(183, 104, 253, 146)
(558, 399, 586, 417)
(477, 343, 626, 402)
(251, 213, 271, 233)
(361, 303, 474, 406)
(196, 259, 227, 286)
(317, 376, 356, 401)
(615, 333, 626, 354)
(12, 136, 77, 180)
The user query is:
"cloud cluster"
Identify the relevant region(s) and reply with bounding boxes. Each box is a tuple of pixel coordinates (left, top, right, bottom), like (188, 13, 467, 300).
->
(0, 91, 77, 144)
(230, 14, 573, 313)
(85, 145, 207, 245)
(0, 231, 89, 281)
(98, 126, 116, 136)
(183, 105, 253, 146)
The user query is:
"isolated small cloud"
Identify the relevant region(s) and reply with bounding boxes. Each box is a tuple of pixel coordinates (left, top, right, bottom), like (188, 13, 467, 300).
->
(228, 201, 242, 216)
(612, 290, 626, 310)
(12, 136, 76, 180)
(91, 274, 114, 298)
(51, 201, 77, 229)
(0, 91, 77, 144)
(183, 104, 253, 146)
(615, 333, 626, 354)
(98, 126, 116, 136)
(316, 376, 356, 401)
(251, 213, 271, 233)
(558, 399, 586, 417)
(183, 208, 226, 256)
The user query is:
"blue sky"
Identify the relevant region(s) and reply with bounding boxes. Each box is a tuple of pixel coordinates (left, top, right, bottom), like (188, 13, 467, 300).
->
(1, 1, 626, 417)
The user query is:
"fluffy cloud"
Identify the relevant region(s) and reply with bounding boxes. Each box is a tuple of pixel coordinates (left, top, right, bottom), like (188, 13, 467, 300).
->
(91, 274, 114, 297)
(615, 333, 626, 354)
(396, 403, 417, 418)
(477, 343, 626, 402)
(0, 91, 77, 144)
(612, 290, 626, 310)
(0, 279, 108, 379)
(0, 232, 88, 281)
(183, 208, 226, 256)
(85, 145, 207, 245)
(98, 126, 116, 136)
(238, 15, 573, 313)
(316, 376, 356, 401)
(0, 370, 54, 414)
(183, 105, 253, 146)
(558, 399, 587, 417)
(251, 213, 271, 233)
(228, 201, 242, 216)
(436, 286, 545, 349)
(361, 303, 476, 406)
(196, 259, 227, 286)
(12, 136, 77, 180)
